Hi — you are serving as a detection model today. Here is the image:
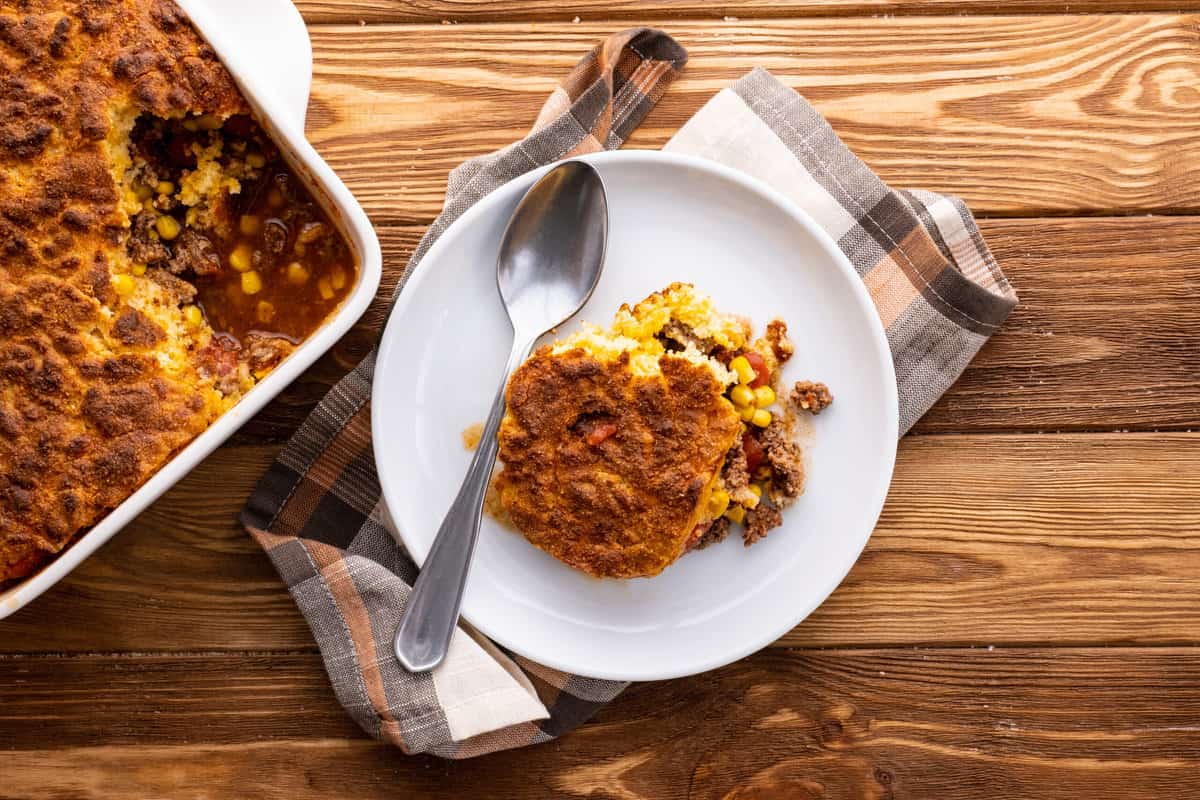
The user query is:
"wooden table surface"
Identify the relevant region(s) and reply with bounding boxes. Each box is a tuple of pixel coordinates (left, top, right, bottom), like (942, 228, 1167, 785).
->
(5, 1, 1200, 797)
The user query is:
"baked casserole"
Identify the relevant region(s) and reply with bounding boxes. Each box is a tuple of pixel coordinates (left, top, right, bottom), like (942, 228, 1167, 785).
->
(0, 0, 357, 582)
(495, 283, 832, 579)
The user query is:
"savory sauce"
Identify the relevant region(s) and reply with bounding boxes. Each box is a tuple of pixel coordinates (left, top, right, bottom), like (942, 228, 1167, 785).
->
(126, 113, 356, 344)
(196, 165, 356, 342)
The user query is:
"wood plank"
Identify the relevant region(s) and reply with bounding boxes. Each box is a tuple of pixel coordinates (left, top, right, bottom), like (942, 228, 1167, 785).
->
(920, 216, 1200, 433)
(3, 648, 1200, 798)
(303, 16, 1200, 224)
(2, 433, 1197, 652)
(234, 216, 1200, 441)
(296, 0, 1200, 24)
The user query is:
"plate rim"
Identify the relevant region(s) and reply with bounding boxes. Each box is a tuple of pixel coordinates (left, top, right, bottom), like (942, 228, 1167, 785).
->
(373, 149, 899, 680)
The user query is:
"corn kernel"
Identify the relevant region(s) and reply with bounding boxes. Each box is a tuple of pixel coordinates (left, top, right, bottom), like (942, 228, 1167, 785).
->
(286, 262, 310, 285)
(725, 505, 746, 524)
(330, 266, 347, 290)
(241, 270, 263, 295)
(111, 274, 134, 296)
(239, 215, 261, 236)
(155, 180, 175, 196)
(267, 188, 284, 208)
(751, 408, 772, 428)
(730, 384, 754, 408)
(730, 355, 755, 385)
(183, 304, 203, 330)
(317, 277, 334, 300)
(182, 119, 198, 132)
(134, 183, 153, 201)
(754, 385, 776, 408)
(195, 114, 222, 131)
(708, 489, 731, 519)
(749, 484, 763, 500)
(739, 405, 756, 422)
(155, 215, 180, 240)
(753, 465, 772, 481)
(246, 152, 267, 169)
(229, 243, 254, 272)
(256, 300, 275, 324)
(131, 263, 147, 277)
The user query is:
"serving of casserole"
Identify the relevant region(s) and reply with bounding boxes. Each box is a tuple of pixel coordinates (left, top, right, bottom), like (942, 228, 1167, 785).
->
(495, 283, 831, 579)
(0, 0, 381, 615)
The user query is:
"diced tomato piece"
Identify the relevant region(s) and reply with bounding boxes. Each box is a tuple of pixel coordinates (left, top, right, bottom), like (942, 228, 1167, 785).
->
(196, 336, 239, 377)
(745, 351, 770, 388)
(742, 432, 765, 473)
(585, 422, 618, 446)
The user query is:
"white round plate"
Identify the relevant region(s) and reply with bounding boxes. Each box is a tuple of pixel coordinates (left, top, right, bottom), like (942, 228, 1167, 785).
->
(373, 150, 898, 681)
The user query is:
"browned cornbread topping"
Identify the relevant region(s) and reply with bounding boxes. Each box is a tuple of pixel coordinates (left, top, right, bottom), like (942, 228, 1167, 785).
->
(0, 0, 356, 582)
(497, 349, 742, 579)
(494, 283, 831, 579)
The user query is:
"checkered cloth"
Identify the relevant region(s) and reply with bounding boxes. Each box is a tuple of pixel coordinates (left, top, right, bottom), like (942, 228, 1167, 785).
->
(242, 28, 1016, 759)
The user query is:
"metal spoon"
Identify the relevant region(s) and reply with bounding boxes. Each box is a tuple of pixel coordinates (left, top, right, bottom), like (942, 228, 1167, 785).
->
(394, 161, 609, 673)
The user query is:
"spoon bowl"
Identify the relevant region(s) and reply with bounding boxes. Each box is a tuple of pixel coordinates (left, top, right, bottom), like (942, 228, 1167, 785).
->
(498, 161, 609, 332)
(393, 161, 608, 673)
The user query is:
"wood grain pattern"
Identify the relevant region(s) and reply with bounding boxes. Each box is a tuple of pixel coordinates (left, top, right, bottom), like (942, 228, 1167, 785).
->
(922, 217, 1200, 432)
(302, 16, 1200, 224)
(6, 6, 1200, 793)
(296, 0, 1200, 24)
(229, 216, 1200, 442)
(4, 649, 1200, 798)
(3, 433, 1197, 652)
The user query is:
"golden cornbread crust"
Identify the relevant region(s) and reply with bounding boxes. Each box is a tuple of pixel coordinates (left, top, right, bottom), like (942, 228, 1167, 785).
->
(496, 348, 742, 579)
(0, 1, 246, 580)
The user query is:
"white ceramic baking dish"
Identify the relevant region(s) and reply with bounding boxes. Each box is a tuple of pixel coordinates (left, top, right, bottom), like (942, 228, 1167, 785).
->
(0, 0, 382, 619)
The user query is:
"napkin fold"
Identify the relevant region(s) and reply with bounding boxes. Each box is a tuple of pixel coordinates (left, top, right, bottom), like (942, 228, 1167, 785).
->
(242, 28, 1016, 759)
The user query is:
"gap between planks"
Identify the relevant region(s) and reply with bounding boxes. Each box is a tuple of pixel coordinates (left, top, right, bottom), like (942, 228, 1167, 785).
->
(4, 640, 1200, 660)
(295, 2, 1200, 25)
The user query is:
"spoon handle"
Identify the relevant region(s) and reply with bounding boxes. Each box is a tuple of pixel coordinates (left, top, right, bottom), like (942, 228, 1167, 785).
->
(394, 333, 538, 672)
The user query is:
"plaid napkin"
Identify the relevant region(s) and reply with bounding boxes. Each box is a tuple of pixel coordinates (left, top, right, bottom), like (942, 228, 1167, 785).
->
(242, 28, 1017, 759)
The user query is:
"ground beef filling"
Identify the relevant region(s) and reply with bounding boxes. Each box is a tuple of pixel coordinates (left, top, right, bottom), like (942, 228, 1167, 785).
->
(165, 228, 221, 276)
(688, 319, 833, 549)
(695, 516, 731, 549)
(127, 211, 170, 265)
(759, 420, 805, 501)
(744, 504, 783, 546)
(792, 381, 833, 414)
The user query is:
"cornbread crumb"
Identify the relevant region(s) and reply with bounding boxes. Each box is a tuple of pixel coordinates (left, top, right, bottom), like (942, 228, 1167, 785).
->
(177, 139, 242, 227)
(551, 282, 742, 384)
(462, 422, 484, 451)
